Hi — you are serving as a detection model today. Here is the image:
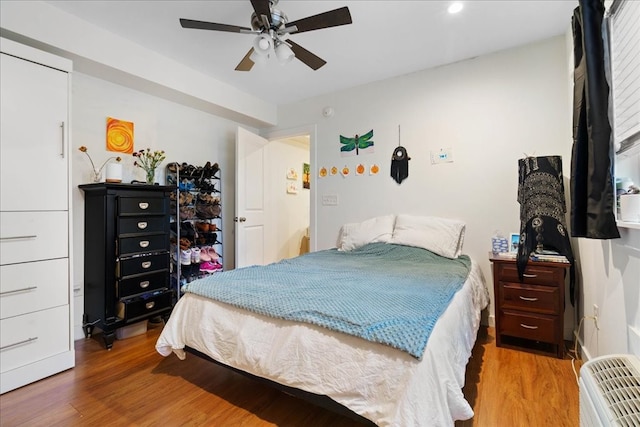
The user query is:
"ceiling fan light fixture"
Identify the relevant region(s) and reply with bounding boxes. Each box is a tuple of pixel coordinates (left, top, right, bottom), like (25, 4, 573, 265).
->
(275, 42, 295, 64)
(253, 34, 273, 55)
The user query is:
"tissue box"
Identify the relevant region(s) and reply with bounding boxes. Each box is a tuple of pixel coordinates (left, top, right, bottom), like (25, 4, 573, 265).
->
(492, 237, 509, 254)
(620, 194, 640, 223)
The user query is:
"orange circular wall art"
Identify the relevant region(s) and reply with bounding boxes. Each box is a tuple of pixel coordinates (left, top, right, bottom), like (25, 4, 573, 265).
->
(106, 117, 134, 154)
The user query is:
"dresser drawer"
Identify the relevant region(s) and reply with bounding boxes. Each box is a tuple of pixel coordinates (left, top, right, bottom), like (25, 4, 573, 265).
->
(118, 253, 169, 278)
(497, 263, 562, 286)
(116, 290, 172, 322)
(0, 211, 68, 265)
(118, 271, 168, 299)
(0, 305, 70, 374)
(0, 259, 69, 319)
(118, 216, 168, 235)
(499, 310, 559, 343)
(118, 197, 166, 216)
(499, 282, 560, 315)
(119, 234, 169, 256)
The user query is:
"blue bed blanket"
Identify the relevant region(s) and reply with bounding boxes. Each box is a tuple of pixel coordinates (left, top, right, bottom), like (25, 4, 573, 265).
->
(184, 242, 471, 359)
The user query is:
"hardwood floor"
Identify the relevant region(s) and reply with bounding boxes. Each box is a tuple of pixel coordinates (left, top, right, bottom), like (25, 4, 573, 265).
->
(0, 324, 580, 426)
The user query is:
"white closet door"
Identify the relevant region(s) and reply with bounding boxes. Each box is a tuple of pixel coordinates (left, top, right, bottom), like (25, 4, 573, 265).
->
(0, 52, 69, 212)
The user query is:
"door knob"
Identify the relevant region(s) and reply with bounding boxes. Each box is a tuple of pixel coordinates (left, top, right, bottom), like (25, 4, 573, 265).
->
(235, 217, 247, 222)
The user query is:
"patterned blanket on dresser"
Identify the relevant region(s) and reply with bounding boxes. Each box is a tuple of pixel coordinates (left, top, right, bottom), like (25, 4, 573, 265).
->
(184, 242, 471, 359)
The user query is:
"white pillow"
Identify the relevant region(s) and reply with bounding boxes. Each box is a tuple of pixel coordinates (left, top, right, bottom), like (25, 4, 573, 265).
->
(391, 214, 466, 259)
(337, 215, 396, 251)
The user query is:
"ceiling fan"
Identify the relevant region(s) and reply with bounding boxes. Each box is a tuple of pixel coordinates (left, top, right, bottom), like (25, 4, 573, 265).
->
(179, 0, 352, 71)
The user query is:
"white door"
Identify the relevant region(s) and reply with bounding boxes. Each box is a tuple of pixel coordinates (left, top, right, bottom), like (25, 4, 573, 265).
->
(235, 127, 267, 268)
(0, 53, 69, 212)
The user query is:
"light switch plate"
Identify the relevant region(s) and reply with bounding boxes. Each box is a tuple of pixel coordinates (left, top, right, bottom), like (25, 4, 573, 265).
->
(431, 148, 454, 164)
(322, 194, 338, 206)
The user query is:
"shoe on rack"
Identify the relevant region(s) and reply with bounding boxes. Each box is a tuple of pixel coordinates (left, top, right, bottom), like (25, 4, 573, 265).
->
(199, 261, 216, 273)
(191, 247, 201, 264)
(196, 222, 210, 233)
(180, 249, 191, 265)
(167, 162, 179, 173)
(179, 238, 191, 251)
(199, 246, 211, 262)
(211, 261, 223, 271)
(206, 247, 219, 260)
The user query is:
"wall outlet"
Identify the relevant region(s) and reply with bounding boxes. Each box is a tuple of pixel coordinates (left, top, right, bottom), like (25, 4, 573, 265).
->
(593, 304, 599, 330)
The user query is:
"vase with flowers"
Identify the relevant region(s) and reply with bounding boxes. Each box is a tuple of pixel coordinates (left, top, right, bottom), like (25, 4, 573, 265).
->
(78, 146, 122, 183)
(133, 148, 166, 184)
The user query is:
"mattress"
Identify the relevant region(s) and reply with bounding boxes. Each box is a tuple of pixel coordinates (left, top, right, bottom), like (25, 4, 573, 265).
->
(156, 258, 489, 426)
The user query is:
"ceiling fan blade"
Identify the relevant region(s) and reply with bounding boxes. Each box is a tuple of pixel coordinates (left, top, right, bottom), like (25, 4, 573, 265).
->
(288, 40, 326, 70)
(180, 18, 251, 33)
(250, 0, 272, 26)
(235, 48, 255, 71)
(287, 6, 352, 34)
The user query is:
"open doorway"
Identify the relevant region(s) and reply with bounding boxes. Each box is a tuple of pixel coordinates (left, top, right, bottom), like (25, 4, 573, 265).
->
(266, 134, 310, 260)
(264, 124, 315, 261)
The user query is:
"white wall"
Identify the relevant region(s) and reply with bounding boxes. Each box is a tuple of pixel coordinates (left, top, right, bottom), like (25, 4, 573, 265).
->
(71, 72, 245, 339)
(265, 138, 310, 261)
(273, 36, 575, 333)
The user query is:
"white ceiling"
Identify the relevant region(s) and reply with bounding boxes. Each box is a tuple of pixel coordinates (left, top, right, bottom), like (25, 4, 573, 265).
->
(44, 0, 578, 106)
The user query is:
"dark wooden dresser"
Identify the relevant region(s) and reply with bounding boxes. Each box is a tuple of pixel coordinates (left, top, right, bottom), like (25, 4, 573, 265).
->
(490, 255, 570, 358)
(79, 183, 175, 349)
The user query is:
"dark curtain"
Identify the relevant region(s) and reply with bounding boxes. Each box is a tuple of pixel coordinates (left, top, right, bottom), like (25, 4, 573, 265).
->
(517, 156, 576, 304)
(570, 0, 620, 239)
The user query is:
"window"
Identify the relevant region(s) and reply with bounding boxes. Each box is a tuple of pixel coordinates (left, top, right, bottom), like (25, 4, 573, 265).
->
(608, 0, 640, 154)
(608, 0, 640, 226)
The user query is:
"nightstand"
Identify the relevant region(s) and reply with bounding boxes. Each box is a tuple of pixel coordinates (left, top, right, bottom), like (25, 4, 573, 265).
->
(490, 255, 570, 358)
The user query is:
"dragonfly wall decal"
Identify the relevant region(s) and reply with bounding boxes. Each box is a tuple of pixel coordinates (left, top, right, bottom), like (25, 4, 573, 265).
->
(340, 129, 374, 156)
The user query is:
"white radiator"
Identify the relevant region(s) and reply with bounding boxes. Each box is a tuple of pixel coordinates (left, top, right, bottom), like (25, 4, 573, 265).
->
(580, 354, 640, 426)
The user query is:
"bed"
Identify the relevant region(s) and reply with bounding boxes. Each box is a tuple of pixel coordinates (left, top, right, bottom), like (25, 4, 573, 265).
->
(156, 214, 490, 426)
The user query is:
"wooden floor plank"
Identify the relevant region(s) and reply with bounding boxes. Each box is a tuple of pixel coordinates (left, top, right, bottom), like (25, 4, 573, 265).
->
(0, 324, 579, 426)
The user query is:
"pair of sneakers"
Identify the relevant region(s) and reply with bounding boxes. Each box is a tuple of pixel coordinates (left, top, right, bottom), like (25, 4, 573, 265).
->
(180, 247, 202, 265)
(200, 260, 222, 273)
(198, 246, 219, 262)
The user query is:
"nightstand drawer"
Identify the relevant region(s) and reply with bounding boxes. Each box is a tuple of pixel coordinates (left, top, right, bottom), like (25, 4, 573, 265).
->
(118, 271, 168, 299)
(118, 197, 166, 216)
(500, 282, 560, 314)
(118, 253, 169, 278)
(116, 290, 172, 322)
(497, 263, 562, 286)
(118, 216, 168, 235)
(119, 234, 169, 256)
(500, 310, 559, 343)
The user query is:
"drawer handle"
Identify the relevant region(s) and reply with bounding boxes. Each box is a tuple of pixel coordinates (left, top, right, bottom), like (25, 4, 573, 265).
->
(139, 202, 149, 210)
(141, 261, 152, 269)
(0, 235, 37, 241)
(523, 273, 538, 278)
(0, 286, 37, 296)
(0, 336, 38, 350)
(519, 296, 539, 302)
(139, 240, 150, 248)
(137, 221, 148, 229)
(139, 281, 150, 289)
(520, 323, 539, 330)
(145, 301, 155, 310)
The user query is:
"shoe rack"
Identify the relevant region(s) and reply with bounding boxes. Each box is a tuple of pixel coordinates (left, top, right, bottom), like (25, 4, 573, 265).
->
(166, 162, 223, 298)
